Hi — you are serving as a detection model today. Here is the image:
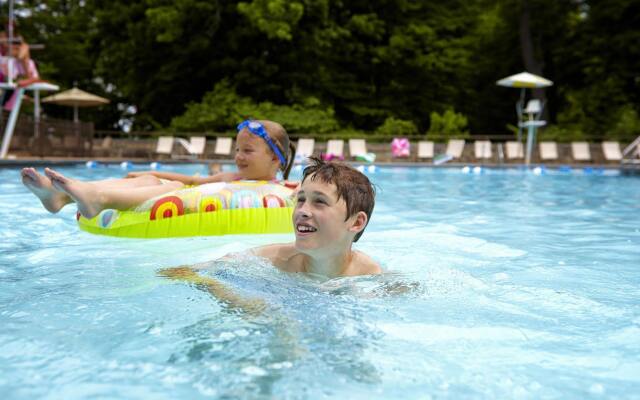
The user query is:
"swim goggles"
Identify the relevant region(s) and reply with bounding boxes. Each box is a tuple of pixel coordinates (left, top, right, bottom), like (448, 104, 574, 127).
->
(237, 120, 286, 166)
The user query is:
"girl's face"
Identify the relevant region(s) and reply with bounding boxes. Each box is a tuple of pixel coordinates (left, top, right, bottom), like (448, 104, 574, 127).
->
(234, 129, 279, 180)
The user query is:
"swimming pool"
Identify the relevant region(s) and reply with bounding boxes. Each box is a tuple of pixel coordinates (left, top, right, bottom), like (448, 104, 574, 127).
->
(1, 164, 639, 399)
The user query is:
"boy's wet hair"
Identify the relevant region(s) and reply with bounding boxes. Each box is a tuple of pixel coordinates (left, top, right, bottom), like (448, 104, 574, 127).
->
(259, 120, 296, 179)
(302, 157, 375, 242)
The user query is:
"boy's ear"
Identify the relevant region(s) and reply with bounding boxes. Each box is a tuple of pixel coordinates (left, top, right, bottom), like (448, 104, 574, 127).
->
(348, 211, 368, 235)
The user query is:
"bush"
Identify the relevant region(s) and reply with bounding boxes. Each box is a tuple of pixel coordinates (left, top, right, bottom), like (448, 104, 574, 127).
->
(170, 80, 339, 133)
(606, 105, 640, 142)
(237, 98, 339, 134)
(374, 117, 418, 136)
(537, 125, 585, 143)
(170, 80, 247, 132)
(426, 109, 469, 141)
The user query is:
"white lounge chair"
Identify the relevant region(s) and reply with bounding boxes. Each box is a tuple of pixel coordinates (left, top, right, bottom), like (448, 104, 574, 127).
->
(189, 137, 207, 156)
(325, 139, 344, 159)
(474, 140, 492, 159)
(349, 139, 367, 158)
(571, 142, 591, 161)
(175, 136, 206, 159)
(445, 139, 465, 159)
(214, 137, 233, 156)
(539, 141, 558, 161)
(505, 141, 524, 159)
(155, 136, 174, 157)
(295, 138, 315, 163)
(602, 141, 622, 161)
(417, 141, 434, 159)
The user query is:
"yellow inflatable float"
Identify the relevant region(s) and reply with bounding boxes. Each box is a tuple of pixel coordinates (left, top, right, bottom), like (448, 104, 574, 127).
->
(77, 181, 295, 238)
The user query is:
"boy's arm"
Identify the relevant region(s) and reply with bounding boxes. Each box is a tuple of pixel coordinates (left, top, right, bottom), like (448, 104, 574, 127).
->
(158, 266, 266, 315)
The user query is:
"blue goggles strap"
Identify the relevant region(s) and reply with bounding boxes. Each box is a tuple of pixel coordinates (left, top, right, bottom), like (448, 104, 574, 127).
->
(237, 120, 287, 166)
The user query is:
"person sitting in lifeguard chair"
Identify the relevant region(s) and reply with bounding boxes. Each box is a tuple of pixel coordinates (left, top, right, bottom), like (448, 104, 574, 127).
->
(0, 28, 42, 111)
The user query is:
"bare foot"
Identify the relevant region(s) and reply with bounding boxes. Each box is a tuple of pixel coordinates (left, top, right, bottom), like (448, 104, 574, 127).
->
(21, 167, 72, 213)
(44, 168, 104, 219)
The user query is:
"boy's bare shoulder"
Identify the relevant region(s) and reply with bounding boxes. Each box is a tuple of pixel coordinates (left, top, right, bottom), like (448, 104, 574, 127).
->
(251, 243, 303, 272)
(350, 250, 382, 276)
(252, 243, 295, 258)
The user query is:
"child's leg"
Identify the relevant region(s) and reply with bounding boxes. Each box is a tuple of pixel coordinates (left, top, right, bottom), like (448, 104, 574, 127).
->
(45, 168, 183, 219)
(21, 168, 73, 213)
(22, 168, 166, 214)
(89, 174, 165, 188)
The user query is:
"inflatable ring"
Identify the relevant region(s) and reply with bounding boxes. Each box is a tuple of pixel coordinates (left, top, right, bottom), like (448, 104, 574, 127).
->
(77, 181, 295, 238)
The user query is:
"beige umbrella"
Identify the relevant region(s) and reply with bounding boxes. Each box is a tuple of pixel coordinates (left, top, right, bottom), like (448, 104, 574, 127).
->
(42, 87, 110, 122)
(496, 71, 553, 88)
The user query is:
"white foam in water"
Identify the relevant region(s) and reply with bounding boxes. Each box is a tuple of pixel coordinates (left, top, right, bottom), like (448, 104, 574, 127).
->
(379, 323, 548, 344)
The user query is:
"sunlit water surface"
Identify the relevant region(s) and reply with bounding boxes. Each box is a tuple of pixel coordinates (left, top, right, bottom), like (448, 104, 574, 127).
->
(1, 164, 639, 399)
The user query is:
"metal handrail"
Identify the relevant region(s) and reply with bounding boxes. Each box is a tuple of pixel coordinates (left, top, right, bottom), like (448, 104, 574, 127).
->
(622, 135, 640, 159)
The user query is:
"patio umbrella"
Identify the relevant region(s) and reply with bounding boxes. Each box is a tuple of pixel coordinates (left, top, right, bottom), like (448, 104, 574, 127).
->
(496, 71, 553, 88)
(42, 87, 110, 122)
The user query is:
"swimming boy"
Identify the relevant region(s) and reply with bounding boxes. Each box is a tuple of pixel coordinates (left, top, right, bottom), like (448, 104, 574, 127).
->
(162, 156, 381, 294)
(252, 156, 381, 277)
(159, 157, 380, 313)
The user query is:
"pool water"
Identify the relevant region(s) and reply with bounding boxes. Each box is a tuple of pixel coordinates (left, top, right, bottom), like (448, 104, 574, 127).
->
(1, 164, 639, 399)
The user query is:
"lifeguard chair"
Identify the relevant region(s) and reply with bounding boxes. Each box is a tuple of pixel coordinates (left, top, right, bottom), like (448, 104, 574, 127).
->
(0, 2, 59, 158)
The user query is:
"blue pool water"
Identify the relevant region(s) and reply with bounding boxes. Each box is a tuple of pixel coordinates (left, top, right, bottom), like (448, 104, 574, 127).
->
(1, 164, 639, 399)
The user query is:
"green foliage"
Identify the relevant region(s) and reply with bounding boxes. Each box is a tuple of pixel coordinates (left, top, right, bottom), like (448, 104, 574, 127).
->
(237, 0, 304, 40)
(8, 0, 639, 136)
(375, 117, 418, 137)
(537, 125, 585, 143)
(426, 109, 470, 141)
(170, 80, 247, 132)
(170, 80, 339, 133)
(606, 105, 640, 142)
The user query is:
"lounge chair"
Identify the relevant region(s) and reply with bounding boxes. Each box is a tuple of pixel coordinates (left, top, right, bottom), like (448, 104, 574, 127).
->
(417, 141, 434, 159)
(445, 139, 465, 159)
(214, 137, 233, 156)
(474, 140, 492, 159)
(505, 141, 524, 159)
(349, 139, 376, 162)
(155, 136, 174, 158)
(175, 136, 206, 159)
(571, 142, 591, 161)
(295, 138, 315, 163)
(189, 137, 207, 156)
(325, 139, 344, 160)
(348, 139, 367, 158)
(602, 141, 622, 161)
(539, 141, 558, 161)
(92, 136, 113, 157)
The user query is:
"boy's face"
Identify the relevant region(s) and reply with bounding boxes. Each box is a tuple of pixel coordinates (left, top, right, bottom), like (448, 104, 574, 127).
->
(234, 129, 277, 179)
(293, 177, 361, 254)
